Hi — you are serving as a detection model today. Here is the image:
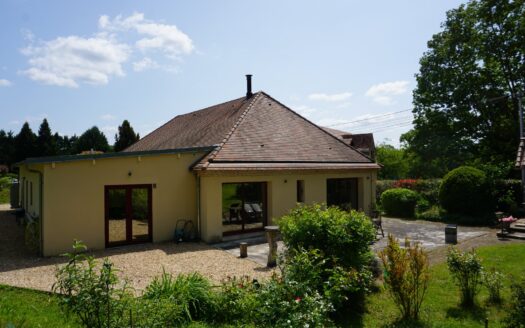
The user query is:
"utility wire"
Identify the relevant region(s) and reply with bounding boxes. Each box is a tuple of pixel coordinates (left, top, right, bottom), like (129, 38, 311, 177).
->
(326, 109, 412, 127)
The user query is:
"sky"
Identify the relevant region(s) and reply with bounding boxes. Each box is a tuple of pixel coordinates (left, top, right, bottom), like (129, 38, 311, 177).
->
(0, 0, 466, 146)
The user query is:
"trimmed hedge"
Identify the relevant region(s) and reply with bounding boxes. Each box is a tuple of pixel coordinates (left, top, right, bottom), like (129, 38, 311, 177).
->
(377, 179, 441, 205)
(380, 188, 419, 218)
(439, 166, 494, 217)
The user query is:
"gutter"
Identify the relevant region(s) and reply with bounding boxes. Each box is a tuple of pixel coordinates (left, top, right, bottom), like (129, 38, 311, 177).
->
(27, 167, 44, 257)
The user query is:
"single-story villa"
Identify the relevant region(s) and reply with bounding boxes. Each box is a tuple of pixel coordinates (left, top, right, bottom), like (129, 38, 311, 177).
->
(17, 76, 380, 256)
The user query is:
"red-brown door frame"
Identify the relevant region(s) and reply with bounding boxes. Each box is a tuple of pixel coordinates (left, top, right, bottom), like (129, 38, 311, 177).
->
(104, 184, 153, 248)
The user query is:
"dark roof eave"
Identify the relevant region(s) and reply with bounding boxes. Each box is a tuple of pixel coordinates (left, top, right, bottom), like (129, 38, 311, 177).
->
(14, 146, 216, 167)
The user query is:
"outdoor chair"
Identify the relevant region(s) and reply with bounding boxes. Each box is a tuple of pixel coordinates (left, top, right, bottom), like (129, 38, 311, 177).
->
(249, 203, 264, 220)
(370, 210, 384, 237)
(242, 203, 256, 222)
(228, 203, 241, 223)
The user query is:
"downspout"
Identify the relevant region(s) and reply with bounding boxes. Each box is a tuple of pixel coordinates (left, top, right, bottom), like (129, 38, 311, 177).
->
(27, 167, 43, 257)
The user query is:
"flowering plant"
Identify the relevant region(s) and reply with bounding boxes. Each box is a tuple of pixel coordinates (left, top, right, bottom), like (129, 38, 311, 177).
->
(500, 216, 517, 223)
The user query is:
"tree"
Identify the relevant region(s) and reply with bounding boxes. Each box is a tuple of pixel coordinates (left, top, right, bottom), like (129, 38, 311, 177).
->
(376, 144, 409, 179)
(0, 130, 15, 167)
(14, 122, 38, 162)
(37, 119, 58, 157)
(74, 126, 110, 153)
(114, 120, 140, 152)
(403, 0, 525, 178)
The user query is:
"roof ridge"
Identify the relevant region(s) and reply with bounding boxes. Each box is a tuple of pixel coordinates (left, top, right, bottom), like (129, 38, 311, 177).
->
(257, 91, 375, 163)
(201, 92, 262, 168)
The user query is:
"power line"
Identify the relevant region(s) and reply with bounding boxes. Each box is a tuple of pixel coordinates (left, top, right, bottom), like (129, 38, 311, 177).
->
(351, 121, 413, 134)
(326, 109, 412, 127)
(345, 115, 413, 129)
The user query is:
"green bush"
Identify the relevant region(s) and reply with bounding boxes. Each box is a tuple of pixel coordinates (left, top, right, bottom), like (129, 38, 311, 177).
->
(446, 247, 483, 307)
(494, 179, 522, 215)
(380, 188, 419, 218)
(415, 206, 442, 221)
(214, 276, 259, 324)
(504, 278, 525, 328)
(379, 235, 430, 320)
(279, 204, 376, 270)
(439, 166, 494, 219)
(52, 241, 133, 328)
(482, 268, 503, 304)
(142, 271, 215, 322)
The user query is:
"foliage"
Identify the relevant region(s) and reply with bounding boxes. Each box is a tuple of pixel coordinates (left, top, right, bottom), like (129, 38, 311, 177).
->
(75, 126, 110, 154)
(254, 275, 335, 327)
(376, 144, 409, 180)
(52, 241, 133, 328)
(380, 188, 419, 218)
(14, 122, 38, 163)
(494, 179, 522, 215)
(376, 179, 441, 206)
(213, 276, 259, 324)
(482, 268, 504, 304)
(439, 166, 494, 219)
(142, 270, 216, 322)
(401, 0, 525, 179)
(114, 120, 140, 152)
(24, 217, 40, 255)
(504, 278, 525, 328)
(446, 247, 484, 307)
(379, 235, 430, 320)
(278, 204, 376, 270)
(415, 205, 443, 222)
(37, 118, 58, 157)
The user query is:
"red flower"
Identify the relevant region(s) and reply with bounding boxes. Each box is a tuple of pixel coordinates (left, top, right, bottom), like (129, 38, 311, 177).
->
(295, 296, 301, 303)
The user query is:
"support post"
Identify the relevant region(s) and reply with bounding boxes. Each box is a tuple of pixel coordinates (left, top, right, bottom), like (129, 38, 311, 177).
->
(265, 226, 279, 267)
(239, 242, 248, 258)
(519, 92, 525, 206)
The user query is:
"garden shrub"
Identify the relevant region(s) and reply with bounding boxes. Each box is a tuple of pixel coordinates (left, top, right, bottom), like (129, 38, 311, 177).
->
(53, 241, 133, 328)
(415, 206, 442, 221)
(482, 268, 503, 304)
(142, 270, 216, 322)
(446, 247, 483, 307)
(494, 179, 522, 215)
(379, 235, 430, 320)
(504, 278, 525, 328)
(214, 276, 259, 324)
(439, 166, 494, 219)
(414, 179, 441, 205)
(380, 188, 419, 218)
(131, 298, 185, 328)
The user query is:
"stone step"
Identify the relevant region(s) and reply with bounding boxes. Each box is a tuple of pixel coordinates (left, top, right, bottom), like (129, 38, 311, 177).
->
(498, 231, 525, 240)
(509, 225, 525, 233)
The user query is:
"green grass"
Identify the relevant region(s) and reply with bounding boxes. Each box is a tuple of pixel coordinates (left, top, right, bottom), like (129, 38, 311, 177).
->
(349, 243, 525, 327)
(0, 285, 80, 327)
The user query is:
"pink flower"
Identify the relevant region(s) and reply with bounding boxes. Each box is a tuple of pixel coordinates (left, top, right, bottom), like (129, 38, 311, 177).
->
(295, 297, 301, 303)
(500, 216, 517, 223)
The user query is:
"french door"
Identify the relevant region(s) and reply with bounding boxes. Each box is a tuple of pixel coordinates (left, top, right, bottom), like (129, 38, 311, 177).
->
(105, 184, 152, 247)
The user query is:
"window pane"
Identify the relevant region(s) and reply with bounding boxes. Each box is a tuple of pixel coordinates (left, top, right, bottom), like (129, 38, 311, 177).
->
(108, 189, 127, 243)
(131, 188, 150, 241)
(327, 178, 358, 211)
(222, 182, 266, 234)
(296, 180, 305, 203)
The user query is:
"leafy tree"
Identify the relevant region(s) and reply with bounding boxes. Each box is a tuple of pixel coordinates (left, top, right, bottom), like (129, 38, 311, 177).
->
(114, 120, 140, 152)
(403, 0, 525, 178)
(376, 144, 409, 179)
(14, 122, 38, 162)
(0, 130, 15, 167)
(74, 126, 110, 153)
(37, 119, 57, 157)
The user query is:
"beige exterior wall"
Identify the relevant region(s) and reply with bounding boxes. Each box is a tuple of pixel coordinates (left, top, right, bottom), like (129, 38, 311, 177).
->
(199, 170, 377, 243)
(20, 152, 205, 256)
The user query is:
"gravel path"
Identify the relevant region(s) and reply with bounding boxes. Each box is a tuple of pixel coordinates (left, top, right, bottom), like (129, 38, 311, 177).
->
(0, 205, 273, 293)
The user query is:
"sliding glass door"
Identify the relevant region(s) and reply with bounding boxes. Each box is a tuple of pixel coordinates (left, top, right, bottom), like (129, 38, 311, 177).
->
(222, 182, 267, 235)
(105, 185, 152, 247)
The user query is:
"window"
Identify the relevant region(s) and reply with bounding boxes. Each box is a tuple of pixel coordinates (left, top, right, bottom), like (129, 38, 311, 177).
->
(222, 182, 267, 235)
(327, 178, 358, 211)
(30, 182, 33, 206)
(296, 180, 305, 203)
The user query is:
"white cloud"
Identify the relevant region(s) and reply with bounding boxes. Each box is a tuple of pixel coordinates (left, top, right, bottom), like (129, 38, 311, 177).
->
(308, 92, 352, 102)
(100, 114, 116, 121)
(365, 81, 409, 105)
(21, 12, 194, 87)
(133, 57, 159, 72)
(0, 79, 12, 87)
(292, 105, 318, 118)
(21, 36, 130, 88)
(100, 13, 194, 59)
(101, 125, 118, 135)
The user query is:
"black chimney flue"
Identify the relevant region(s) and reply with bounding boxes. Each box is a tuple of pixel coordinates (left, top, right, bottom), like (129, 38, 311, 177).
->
(246, 74, 253, 99)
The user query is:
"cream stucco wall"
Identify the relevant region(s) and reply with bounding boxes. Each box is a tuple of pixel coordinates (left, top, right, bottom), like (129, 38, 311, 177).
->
(20, 152, 205, 256)
(199, 170, 377, 243)
(18, 165, 43, 219)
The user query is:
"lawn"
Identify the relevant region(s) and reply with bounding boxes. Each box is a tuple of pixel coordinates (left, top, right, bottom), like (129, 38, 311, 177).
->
(1, 243, 524, 327)
(349, 243, 525, 328)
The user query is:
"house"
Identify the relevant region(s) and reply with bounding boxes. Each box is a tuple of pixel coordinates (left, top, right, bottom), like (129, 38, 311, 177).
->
(16, 76, 380, 256)
(322, 127, 376, 160)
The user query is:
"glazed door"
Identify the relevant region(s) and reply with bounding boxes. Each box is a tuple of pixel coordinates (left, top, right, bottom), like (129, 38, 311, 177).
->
(105, 185, 152, 247)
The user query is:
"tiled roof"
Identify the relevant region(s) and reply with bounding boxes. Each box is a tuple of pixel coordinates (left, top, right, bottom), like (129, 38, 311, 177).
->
(124, 96, 252, 152)
(124, 91, 379, 171)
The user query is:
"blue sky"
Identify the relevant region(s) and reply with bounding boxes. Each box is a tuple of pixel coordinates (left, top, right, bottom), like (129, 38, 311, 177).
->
(0, 0, 465, 146)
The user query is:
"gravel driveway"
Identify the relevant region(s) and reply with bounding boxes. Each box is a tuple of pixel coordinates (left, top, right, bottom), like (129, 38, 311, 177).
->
(0, 205, 273, 293)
